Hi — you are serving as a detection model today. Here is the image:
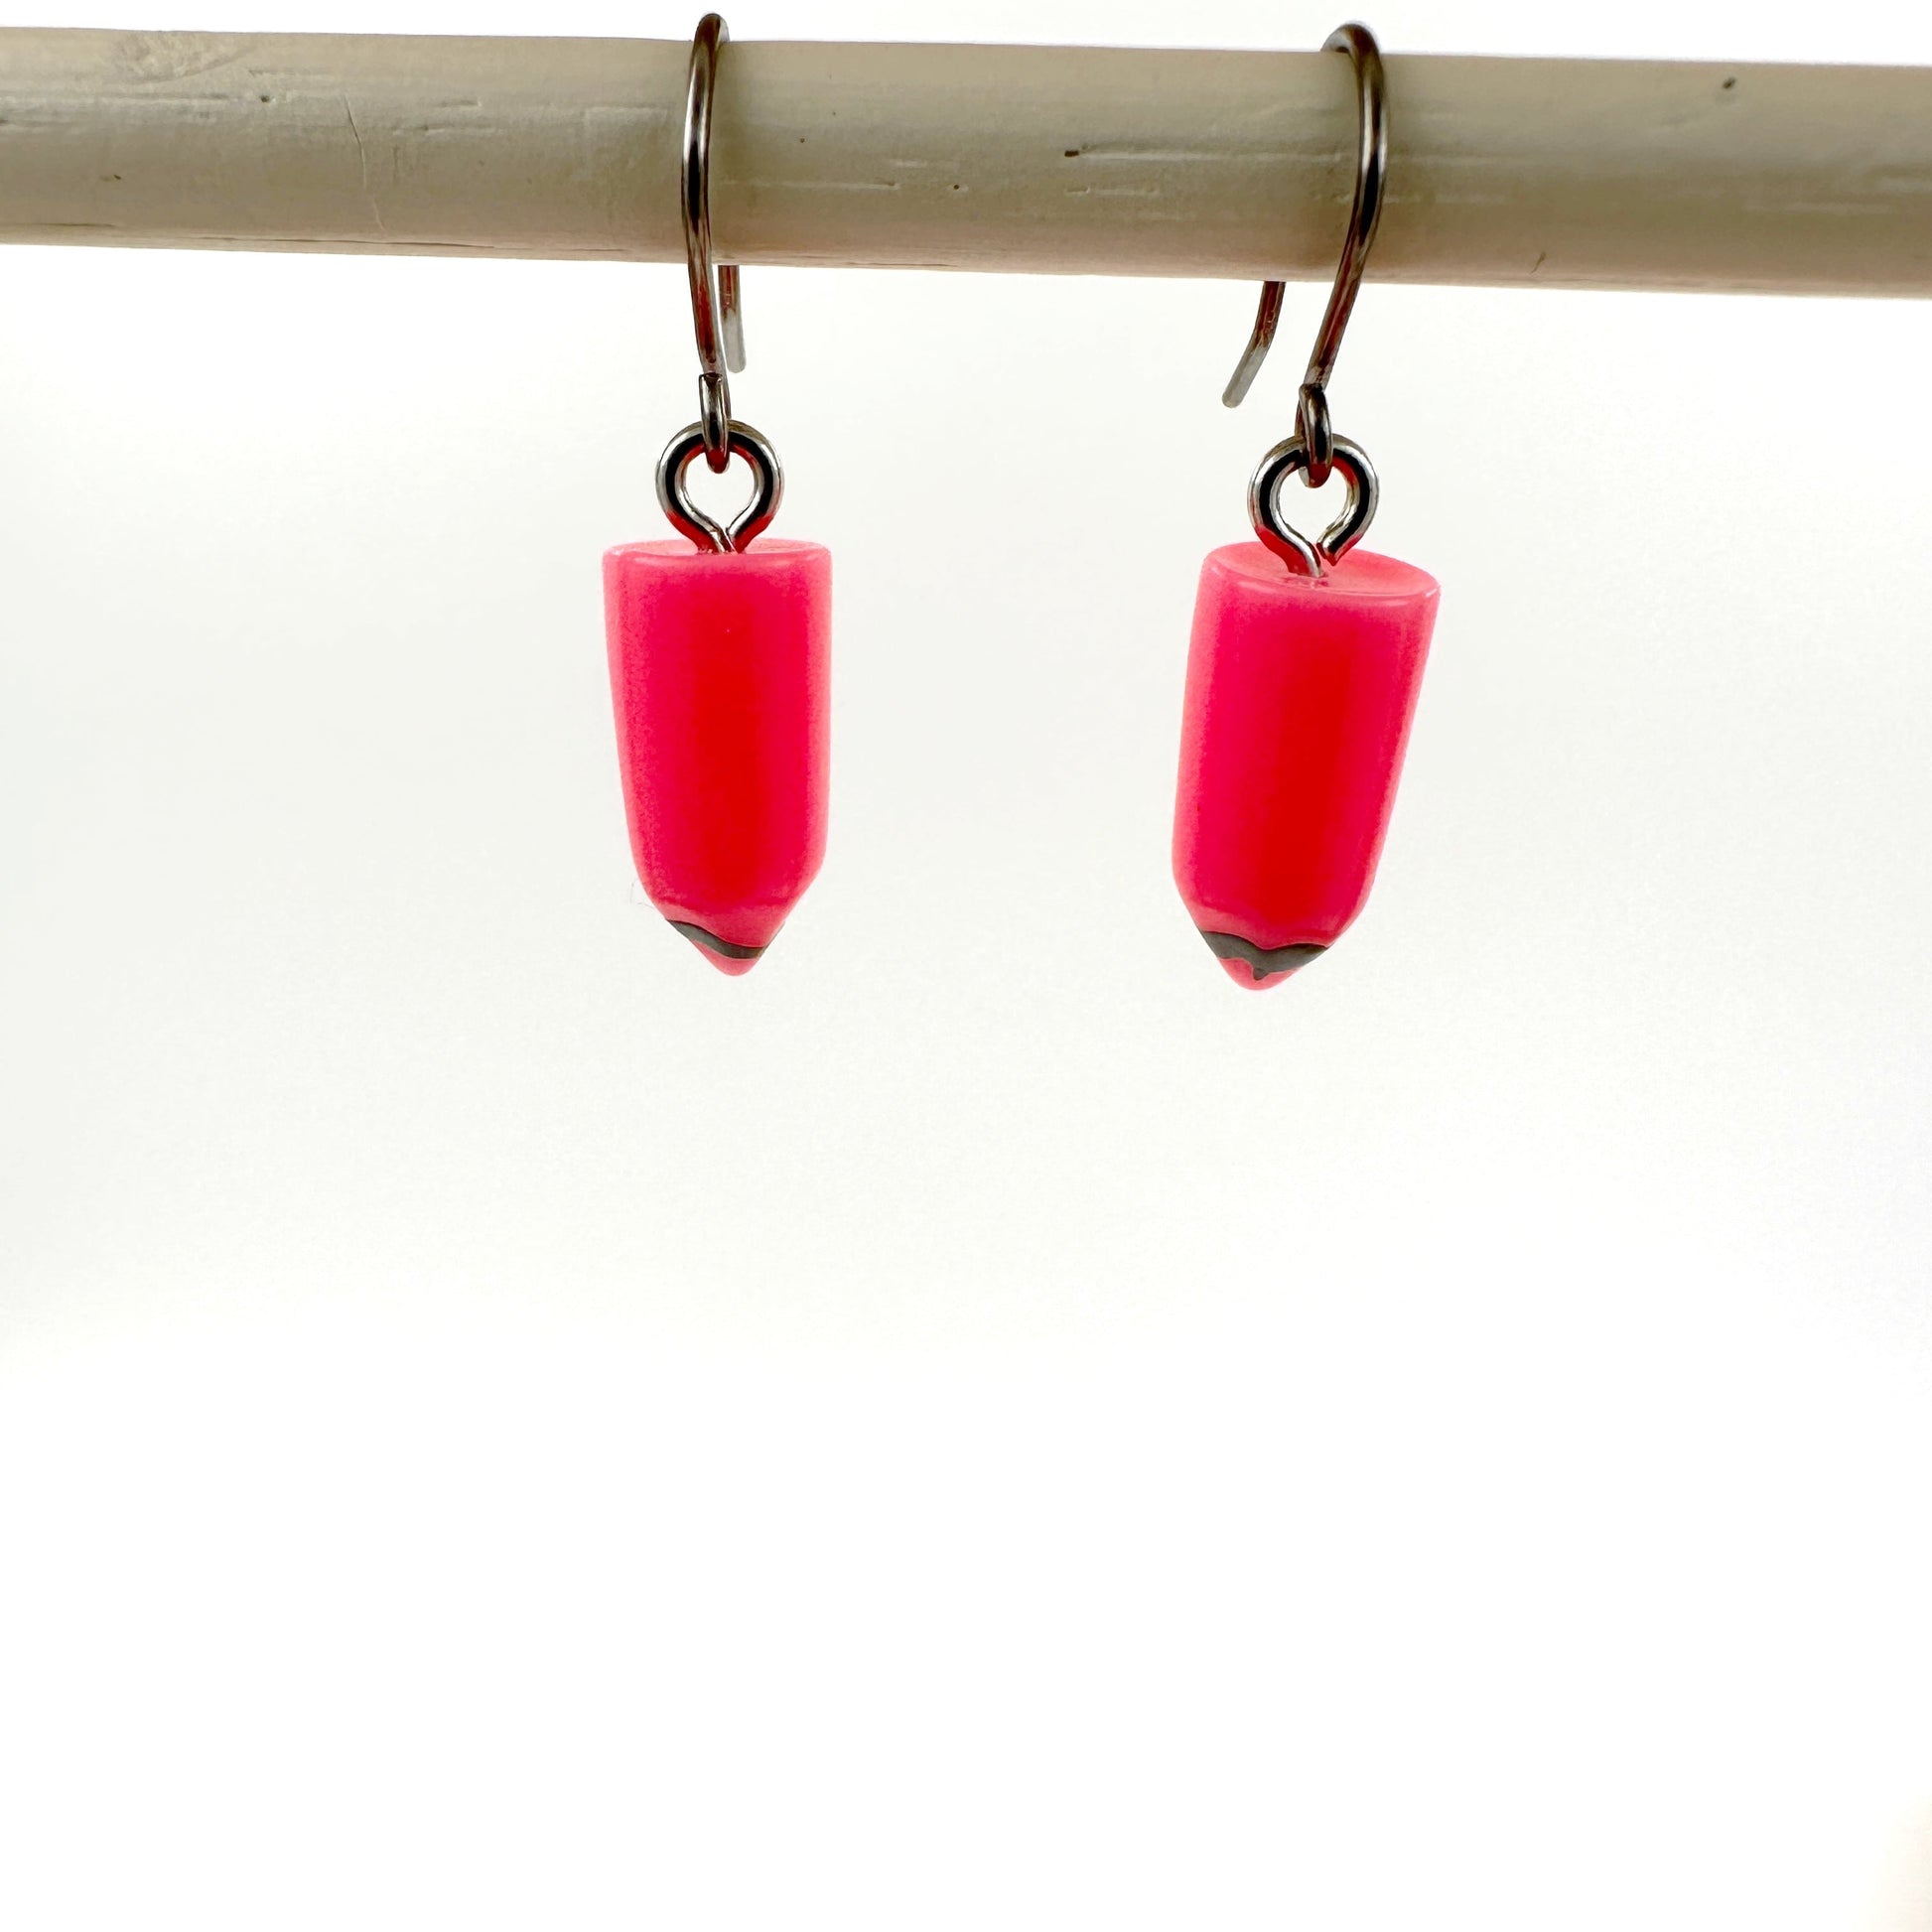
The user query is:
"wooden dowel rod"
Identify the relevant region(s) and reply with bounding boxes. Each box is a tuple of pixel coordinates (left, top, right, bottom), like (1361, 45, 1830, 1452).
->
(3, 29, 1931, 295)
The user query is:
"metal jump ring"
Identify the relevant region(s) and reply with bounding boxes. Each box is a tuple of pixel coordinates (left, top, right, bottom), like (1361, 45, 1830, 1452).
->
(656, 419, 783, 553)
(1248, 434, 1379, 578)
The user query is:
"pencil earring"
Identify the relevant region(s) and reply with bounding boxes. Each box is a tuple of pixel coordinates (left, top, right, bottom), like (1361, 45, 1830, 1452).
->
(604, 12, 832, 976)
(1173, 22, 1440, 990)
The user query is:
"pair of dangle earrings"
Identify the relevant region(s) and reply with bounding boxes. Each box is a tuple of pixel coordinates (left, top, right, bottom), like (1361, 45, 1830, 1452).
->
(604, 16, 1440, 990)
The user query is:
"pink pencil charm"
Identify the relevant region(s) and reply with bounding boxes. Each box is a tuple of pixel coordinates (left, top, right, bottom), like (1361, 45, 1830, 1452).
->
(605, 503, 830, 975)
(1174, 21, 1437, 990)
(605, 14, 830, 976)
(1174, 540, 1437, 988)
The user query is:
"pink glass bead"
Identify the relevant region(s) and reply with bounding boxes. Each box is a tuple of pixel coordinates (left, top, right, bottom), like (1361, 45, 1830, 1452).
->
(604, 538, 831, 975)
(1173, 542, 1439, 990)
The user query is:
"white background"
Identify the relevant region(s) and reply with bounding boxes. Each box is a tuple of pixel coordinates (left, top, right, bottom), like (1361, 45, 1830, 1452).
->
(4, 1, 1932, 1926)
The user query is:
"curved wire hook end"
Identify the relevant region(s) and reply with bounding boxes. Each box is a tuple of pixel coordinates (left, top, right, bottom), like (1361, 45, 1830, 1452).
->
(1221, 283, 1283, 409)
(1220, 21, 1386, 423)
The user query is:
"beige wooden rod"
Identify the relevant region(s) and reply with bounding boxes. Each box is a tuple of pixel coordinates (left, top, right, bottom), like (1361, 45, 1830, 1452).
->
(2, 28, 1931, 295)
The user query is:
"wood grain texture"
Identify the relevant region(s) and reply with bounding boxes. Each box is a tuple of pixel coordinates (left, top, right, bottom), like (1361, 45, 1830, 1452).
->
(2, 29, 1930, 293)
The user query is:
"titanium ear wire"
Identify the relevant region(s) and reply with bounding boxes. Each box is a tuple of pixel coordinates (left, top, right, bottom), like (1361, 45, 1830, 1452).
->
(1222, 23, 1387, 577)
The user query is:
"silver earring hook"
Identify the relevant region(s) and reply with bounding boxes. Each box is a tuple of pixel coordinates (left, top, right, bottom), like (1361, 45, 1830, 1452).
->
(683, 12, 747, 475)
(1223, 22, 1388, 493)
(658, 12, 783, 551)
